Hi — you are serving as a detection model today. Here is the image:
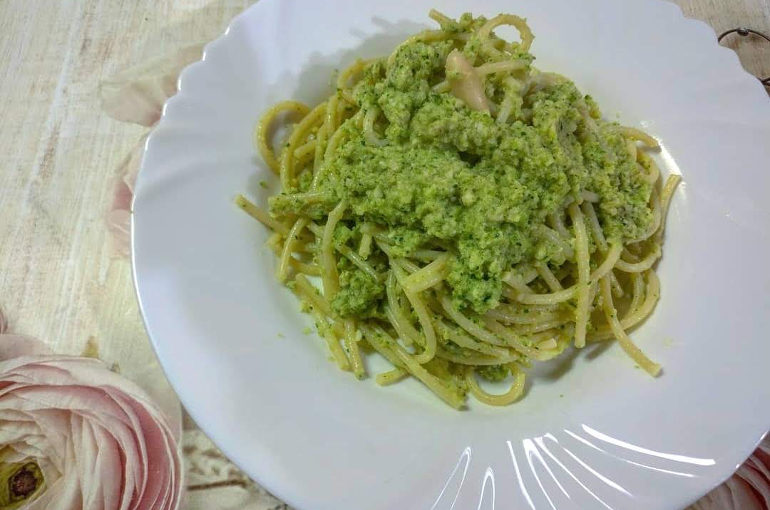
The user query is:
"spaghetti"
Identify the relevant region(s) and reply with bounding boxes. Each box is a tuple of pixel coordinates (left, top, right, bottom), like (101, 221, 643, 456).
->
(237, 10, 680, 409)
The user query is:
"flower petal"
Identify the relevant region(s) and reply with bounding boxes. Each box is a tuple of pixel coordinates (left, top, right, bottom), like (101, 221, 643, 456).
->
(0, 354, 182, 509)
(737, 463, 770, 507)
(107, 209, 132, 257)
(0, 335, 53, 360)
(100, 45, 203, 126)
(27, 435, 83, 510)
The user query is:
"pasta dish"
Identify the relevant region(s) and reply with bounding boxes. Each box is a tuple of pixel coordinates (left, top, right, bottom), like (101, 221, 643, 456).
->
(236, 10, 680, 408)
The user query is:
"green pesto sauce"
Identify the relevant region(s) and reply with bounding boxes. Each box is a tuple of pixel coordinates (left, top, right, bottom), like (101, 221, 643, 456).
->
(271, 31, 653, 317)
(476, 364, 510, 382)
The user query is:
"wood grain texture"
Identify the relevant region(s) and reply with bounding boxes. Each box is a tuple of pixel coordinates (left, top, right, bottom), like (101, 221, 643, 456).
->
(0, 0, 248, 386)
(0, 0, 767, 506)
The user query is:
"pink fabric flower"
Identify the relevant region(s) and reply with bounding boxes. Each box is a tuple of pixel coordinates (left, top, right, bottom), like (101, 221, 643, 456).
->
(689, 437, 770, 510)
(100, 45, 203, 127)
(106, 138, 145, 257)
(0, 332, 183, 509)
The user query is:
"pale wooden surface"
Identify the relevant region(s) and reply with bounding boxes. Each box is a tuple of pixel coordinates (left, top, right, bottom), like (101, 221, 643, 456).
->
(0, 0, 768, 507)
(0, 0, 252, 384)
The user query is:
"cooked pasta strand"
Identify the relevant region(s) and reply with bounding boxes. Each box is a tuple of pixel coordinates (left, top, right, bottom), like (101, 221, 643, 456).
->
(569, 203, 591, 348)
(600, 276, 661, 376)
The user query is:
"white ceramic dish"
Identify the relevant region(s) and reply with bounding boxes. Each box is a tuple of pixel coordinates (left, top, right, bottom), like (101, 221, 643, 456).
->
(132, 0, 770, 508)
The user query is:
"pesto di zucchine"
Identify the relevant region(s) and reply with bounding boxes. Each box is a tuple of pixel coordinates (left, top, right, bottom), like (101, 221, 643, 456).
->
(238, 10, 680, 409)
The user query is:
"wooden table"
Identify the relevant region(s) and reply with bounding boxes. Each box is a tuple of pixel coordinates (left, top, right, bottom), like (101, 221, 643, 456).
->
(1, 0, 768, 507)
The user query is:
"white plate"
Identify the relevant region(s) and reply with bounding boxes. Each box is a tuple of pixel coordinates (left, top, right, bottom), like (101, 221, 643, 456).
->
(132, 1, 770, 508)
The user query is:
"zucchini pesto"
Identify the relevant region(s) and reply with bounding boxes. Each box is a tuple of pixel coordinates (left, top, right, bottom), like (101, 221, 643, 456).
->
(239, 10, 680, 408)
